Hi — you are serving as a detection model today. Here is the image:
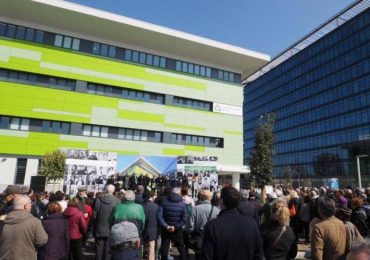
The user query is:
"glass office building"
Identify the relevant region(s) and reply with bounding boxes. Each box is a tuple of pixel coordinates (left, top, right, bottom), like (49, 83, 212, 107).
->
(244, 1, 370, 186)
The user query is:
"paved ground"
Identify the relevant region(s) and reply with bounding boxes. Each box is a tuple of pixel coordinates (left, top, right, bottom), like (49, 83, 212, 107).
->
(83, 238, 312, 259)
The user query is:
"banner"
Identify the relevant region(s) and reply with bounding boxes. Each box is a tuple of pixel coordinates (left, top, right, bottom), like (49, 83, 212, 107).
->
(64, 149, 117, 195)
(177, 155, 218, 191)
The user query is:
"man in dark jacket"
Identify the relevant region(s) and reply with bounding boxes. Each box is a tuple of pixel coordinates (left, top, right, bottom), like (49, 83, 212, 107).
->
(135, 185, 144, 205)
(143, 190, 159, 260)
(94, 184, 120, 260)
(237, 189, 260, 224)
(201, 186, 264, 260)
(157, 187, 188, 260)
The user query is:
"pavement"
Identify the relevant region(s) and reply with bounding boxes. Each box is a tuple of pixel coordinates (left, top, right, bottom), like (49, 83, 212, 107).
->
(83, 238, 312, 259)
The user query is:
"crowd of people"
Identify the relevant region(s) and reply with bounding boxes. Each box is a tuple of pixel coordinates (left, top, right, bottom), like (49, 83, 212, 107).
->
(1, 182, 370, 260)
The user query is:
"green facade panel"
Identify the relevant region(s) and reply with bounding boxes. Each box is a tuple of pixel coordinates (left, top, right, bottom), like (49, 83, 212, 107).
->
(0, 37, 243, 165)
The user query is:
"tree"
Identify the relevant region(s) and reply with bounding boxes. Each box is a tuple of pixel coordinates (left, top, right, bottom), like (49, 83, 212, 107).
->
(249, 113, 275, 187)
(40, 150, 67, 183)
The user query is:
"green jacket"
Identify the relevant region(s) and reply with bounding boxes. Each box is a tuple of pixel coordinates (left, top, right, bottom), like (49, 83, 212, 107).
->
(111, 201, 146, 234)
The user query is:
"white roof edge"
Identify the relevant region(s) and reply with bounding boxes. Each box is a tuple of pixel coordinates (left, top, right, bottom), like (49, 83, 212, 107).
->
(32, 0, 270, 61)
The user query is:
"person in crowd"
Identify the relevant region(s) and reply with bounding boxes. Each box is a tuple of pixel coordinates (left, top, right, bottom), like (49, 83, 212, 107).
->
(346, 243, 370, 260)
(350, 197, 369, 237)
(288, 190, 300, 238)
(201, 186, 263, 260)
(63, 197, 88, 260)
(261, 198, 297, 260)
(335, 205, 363, 254)
(94, 184, 120, 260)
(261, 192, 278, 227)
(0, 184, 23, 220)
(38, 202, 69, 260)
(336, 190, 348, 208)
(54, 191, 67, 212)
(30, 192, 47, 219)
(75, 187, 88, 215)
(41, 191, 50, 206)
(110, 190, 146, 259)
(157, 187, 188, 260)
(238, 189, 260, 223)
(189, 189, 220, 260)
(311, 196, 346, 260)
(299, 194, 311, 243)
(181, 186, 194, 256)
(211, 190, 221, 210)
(135, 185, 144, 205)
(142, 190, 159, 260)
(0, 195, 48, 259)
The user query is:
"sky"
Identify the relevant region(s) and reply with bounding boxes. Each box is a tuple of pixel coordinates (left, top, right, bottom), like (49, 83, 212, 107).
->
(68, 0, 354, 58)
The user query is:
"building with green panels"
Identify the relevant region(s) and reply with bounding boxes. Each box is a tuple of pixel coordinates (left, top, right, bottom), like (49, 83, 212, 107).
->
(0, 0, 269, 190)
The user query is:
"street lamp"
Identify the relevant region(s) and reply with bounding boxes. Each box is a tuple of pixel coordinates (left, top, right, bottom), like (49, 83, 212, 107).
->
(356, 154, 368, 189)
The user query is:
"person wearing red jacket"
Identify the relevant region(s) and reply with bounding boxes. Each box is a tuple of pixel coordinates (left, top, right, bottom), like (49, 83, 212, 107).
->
(64, 197, 88, 260)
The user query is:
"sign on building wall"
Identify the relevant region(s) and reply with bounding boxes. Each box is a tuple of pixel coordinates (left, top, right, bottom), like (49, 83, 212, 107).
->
(177, 155, 219, 192)
(64, 149, 117, 195)
(213, 103, 242, 116)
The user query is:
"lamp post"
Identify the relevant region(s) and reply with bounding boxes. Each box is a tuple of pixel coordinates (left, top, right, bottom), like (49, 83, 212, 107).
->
(356, 154, 368, 189)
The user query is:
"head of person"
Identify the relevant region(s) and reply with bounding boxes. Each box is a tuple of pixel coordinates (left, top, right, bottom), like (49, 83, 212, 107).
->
(67, 197, 80, 207)
(2, 185, 22, 204)
(47, 201, 62, 214)
(352, 197, 364, 210)
(239, 189, 249, 200)
(220, 186, 240, 210)
(142, 190, 154, 202)
(198, 189, 212, 202)
(54, 191, 65, 201)
(77, 187, 87, 197)
(318, 196, 336, 219)
(335, 205, 352, 223)
(13, 195, 32, 212)
(106, 184, 115, 194)
(289, 190, 299, 200)
(211, 191, 221, 206)
(136, 185, 144, 193)
(271, 198, 290, 226)
(346, 244, 370, 260)
(122, 190, 135, 202)
(319, 187, 327, 197)
(181, 186, 189, 197)
(171, 187, 181, 196)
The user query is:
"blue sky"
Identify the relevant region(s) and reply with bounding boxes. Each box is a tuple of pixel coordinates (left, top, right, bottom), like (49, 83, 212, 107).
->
(69, 0, 353, 57)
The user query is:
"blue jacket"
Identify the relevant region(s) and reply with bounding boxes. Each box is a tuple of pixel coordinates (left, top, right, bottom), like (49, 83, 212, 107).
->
(157, 193, 187, 229)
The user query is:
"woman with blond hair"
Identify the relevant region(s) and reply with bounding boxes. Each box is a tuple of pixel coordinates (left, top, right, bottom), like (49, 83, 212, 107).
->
(261, 198, 297, 260)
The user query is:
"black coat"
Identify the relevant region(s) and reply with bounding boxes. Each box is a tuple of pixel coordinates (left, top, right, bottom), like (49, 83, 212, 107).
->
(201, 208, 264, 260)
(238, 198, 260, 224)
(93, 193, 120, 237)
(38, 213, 69, 260)
(261, 222, 297, 260)
(143, 200, 159, 241)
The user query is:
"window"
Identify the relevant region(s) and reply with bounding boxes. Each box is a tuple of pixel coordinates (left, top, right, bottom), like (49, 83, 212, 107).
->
(63, 36, 72, 48)
(6, 24, 16, 38)
(101, 44, 108, 56)
(54, 35, 63, 47)
(35, 31, 43, 43)
(0, 23, 5, 36)
(93, 42, 100, 54)
(126, 129, 133, 140)
(25, 28, 34, 41)
(124, 50, 132, 61)
(16, 27, 25, 39)
(83, 125, 91, 136)
(134, 130, 141, 140)
(72, 38, 80, 50)
(10, 118, 20, 130)
(108, 46, 116, 58)
(118, 128, 125, 139)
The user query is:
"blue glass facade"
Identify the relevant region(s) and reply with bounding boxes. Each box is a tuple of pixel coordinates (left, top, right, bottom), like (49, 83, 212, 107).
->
(244, 7, 370, 186)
